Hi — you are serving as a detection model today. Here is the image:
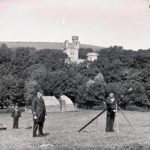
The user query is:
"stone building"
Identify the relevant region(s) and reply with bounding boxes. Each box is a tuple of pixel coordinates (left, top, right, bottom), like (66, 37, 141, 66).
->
(63, 36, 98, 63)
(87, 52, 99, 62)
(63, 36, 80, 63)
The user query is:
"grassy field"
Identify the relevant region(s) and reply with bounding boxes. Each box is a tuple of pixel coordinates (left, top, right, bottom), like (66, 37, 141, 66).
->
(0, 110, 150, 150)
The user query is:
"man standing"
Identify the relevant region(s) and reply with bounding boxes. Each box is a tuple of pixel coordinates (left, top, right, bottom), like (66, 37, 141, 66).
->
(105, 93, 117, 132)
(32, 90, 47, 137)
(11, 103, 22, 129)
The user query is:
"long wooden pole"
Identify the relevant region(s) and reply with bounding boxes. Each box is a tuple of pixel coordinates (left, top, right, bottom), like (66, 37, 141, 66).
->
(78, 109, 106, 132)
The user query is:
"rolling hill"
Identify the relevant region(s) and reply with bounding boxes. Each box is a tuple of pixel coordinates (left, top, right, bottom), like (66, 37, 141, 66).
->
(0, 41, 103, 51)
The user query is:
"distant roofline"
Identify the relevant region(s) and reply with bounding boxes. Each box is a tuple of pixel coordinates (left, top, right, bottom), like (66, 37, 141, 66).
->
(87, 52, 99, 56)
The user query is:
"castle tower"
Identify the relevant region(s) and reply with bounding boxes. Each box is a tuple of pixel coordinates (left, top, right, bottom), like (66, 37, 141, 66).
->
(63, 36, 80, 63)
(72, 36, 79, 49)
(71, 36, 79, 61)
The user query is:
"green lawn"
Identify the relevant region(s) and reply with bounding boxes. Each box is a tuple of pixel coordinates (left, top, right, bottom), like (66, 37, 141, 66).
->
(0, 110, 150, 150)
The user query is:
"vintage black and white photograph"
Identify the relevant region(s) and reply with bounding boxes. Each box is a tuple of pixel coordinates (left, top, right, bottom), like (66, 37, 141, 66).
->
(0, 0, 150, 150)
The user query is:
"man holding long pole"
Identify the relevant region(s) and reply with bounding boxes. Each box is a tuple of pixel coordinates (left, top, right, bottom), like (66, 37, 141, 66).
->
(105, 93, 117, 132)
(78, 92, 135, 134)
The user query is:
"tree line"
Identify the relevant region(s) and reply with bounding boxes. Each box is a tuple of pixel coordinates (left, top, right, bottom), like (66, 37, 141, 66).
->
(0, 44, 150, 110)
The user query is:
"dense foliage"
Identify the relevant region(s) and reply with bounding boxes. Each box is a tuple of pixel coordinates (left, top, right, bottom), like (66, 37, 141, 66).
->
(0, 44, 150, 110)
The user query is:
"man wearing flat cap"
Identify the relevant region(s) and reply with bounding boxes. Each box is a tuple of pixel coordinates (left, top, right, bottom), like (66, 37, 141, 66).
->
(32, 90, 47, 137)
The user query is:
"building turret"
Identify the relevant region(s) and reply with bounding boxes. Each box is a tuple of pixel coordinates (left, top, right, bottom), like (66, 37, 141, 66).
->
(72, 36, 79, 49)
(64, 40, 69, 49)
(63, 36, 80, 63)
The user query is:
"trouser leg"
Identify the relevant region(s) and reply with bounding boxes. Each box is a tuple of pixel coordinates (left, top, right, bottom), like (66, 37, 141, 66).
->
(110, 113, 115, 131)
(106, 113, 111, 132)
(33, 122, 38, 137)
(13, 118, 15, 129)
(38, 122, 44, 136)
(106, 112, 115, 132)
(15, 118, 19, 128)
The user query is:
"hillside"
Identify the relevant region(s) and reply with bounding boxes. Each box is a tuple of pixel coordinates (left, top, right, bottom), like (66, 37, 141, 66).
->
(0, 41, 103, 51)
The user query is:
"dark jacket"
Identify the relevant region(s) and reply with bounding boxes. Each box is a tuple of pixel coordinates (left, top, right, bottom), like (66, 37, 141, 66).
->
(11, 108, 21, 118)
(32, 96, 47, 123)
(106, 97, 116, 114)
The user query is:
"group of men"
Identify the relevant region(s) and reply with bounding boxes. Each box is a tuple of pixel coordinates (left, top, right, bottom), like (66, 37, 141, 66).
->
(31, 90, 117, 137)
(11, 90, 117, 137)
(11, 90, 47, 137)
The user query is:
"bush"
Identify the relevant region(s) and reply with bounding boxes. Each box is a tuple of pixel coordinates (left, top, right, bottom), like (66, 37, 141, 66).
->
(125, 105, 148, 112)
(0, 109, 10, 113)
(92, 104, 106, 110)
(0, 107, 25, 114)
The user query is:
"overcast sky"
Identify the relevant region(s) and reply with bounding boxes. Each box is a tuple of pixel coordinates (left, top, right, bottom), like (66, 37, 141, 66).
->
(0, 0, 150, 50)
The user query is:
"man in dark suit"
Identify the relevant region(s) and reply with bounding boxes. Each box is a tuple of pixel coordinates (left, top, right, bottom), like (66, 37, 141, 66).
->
(105, 93, 117, 132)
(32, 90, 47, 137)
(11, 103, 22, 129)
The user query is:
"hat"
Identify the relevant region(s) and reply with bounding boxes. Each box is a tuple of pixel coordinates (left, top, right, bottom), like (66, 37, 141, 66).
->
(37, 90, 44, 94)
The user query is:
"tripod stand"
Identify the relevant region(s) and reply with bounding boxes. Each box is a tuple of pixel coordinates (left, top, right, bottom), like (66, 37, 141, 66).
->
(117, 105, 135, 134)
(78, 104, 135, 135)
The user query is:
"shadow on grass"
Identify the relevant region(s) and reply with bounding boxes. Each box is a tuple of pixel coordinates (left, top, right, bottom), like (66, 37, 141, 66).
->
(43, 132, 50, 137)
(52, 143, 150, 150)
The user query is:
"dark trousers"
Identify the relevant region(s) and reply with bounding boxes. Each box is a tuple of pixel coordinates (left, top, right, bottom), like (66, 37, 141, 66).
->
(33, 121, 44, 137)
(106, 112, 115, 132)
(13, 117, 19, 129)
